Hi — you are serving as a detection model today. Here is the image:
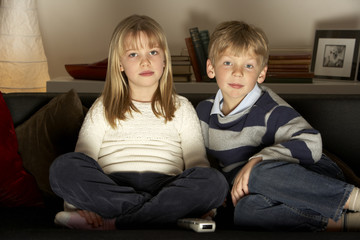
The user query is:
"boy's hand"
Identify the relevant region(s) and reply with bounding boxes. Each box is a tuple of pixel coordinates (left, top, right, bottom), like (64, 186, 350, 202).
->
(231, 157, 262, 206)
(77, 209, 104, 228)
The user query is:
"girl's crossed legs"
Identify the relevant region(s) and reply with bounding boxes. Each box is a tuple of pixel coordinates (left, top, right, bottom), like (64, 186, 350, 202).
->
(50, 152, 228, 229)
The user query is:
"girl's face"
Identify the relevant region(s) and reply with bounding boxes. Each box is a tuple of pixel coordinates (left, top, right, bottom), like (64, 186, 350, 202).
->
(120, 31, 165, 101)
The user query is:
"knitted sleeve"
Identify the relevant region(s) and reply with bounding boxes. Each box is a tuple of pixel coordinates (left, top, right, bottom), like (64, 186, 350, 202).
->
(175, 96, 210, 169)
(75, 98, 107, 161)
(253, 103, 323, 165)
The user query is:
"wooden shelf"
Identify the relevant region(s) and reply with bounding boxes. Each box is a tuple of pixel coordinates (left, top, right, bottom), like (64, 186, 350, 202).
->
(47, 77, 360, 95)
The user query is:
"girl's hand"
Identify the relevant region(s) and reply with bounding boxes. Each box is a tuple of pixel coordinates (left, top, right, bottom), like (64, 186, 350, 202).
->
(231, 157, 262, 206)
(77, 210, 104, 228)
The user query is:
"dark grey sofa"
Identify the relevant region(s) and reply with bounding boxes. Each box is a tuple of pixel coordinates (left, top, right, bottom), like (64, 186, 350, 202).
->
(1, 91, 360, 240)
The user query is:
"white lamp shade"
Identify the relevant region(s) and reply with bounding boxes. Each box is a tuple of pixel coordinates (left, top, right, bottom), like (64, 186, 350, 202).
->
(0, 0, 50, 92)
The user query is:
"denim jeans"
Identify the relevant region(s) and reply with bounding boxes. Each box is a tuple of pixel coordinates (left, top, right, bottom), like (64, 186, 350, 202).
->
(49, 152, 228, 228)
(233, 154, 354, 231)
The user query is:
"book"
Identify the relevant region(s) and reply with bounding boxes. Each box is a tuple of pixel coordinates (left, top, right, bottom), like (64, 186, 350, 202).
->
(268, 59, 312, 65)
(189, 27, 208, 81)
(171, 54, 192, 77)
(172, 62, 192, 75)
(171, 55, 190, 61)
(269, 52, 312, 60)
(268, 64, 310, 70)
(267, 67, 309, 72)
(266, 72, 315, 79)
(185, 37, 202, 82)
(266, 71, 314, 83)
(173, 74, 192, 82)
(265, 78, 313, 83)
(199, 30, 210, 57)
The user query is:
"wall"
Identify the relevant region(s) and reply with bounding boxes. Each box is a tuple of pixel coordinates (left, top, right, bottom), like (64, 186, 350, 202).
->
(36, 0, 360, 79)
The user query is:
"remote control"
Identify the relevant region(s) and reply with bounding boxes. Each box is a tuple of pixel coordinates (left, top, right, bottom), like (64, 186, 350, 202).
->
(177, 218, 216, 233)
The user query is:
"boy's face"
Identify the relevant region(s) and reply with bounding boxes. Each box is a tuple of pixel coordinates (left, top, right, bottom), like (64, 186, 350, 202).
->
(207, 48, 267, 114)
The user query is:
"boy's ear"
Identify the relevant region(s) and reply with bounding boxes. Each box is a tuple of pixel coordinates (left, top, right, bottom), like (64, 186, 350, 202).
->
(206, 59, 216, 79)
(257, 65, 268, 84)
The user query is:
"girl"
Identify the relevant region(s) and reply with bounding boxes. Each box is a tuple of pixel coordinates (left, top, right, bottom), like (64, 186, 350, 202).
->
(49, 15, 228, 230)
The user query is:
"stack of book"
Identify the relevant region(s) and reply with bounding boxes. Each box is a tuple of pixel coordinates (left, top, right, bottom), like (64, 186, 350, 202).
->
(185, 27, 211, 82)
(171, 55, 192, 82)
(266, 52, 314, 83)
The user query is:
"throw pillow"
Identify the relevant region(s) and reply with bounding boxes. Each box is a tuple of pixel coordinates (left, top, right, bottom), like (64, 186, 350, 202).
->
(0, 92, 43, 207)
(15, 89, 86, 198)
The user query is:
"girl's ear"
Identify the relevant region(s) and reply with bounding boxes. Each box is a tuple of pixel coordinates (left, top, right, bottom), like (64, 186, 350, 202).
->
(206, 59, 215, 79)
(257, 65, 268, 84)
(120, 64, 124, 72)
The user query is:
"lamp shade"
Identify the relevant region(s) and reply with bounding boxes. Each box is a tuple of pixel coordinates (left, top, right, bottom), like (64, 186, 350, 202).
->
(0, 0, 49, 92)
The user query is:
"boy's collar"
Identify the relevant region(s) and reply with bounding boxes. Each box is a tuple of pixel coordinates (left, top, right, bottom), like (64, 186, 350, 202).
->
(211, 84, 262, 117)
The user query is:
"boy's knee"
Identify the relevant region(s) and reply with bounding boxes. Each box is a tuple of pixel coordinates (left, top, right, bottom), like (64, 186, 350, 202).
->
(234, 196, 254, 226)
(234, 194, 270, 226)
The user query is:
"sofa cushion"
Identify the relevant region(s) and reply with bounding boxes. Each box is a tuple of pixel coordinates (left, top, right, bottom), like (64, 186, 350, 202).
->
(15, 89, 86, 197)
(0, 92, 43, 207)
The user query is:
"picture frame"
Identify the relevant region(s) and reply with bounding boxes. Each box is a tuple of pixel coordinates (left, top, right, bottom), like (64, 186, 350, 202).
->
(311, 30, 360, 80)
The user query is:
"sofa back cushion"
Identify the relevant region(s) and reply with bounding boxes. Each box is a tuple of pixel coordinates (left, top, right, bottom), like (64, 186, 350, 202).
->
(15, 90, 87, 199)
(281, 94, 360, 177)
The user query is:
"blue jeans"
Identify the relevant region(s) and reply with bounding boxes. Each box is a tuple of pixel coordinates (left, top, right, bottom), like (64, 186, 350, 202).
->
(233, 155, 354, 231)
(49, 152, 228, 228)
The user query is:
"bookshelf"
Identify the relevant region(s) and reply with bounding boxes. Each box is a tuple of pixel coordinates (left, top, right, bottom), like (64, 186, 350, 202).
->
(47, 77, 360, 95)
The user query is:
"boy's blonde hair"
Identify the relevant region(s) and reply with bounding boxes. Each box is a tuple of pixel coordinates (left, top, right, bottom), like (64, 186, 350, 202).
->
(208, 21, 269, 68)
(102, 14, 175, 128)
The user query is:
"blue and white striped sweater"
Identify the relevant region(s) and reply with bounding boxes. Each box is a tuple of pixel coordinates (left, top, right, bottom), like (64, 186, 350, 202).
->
(196, 86, 322, 181)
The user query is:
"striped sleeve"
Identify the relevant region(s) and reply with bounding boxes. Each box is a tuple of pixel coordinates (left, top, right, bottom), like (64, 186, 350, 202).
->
(253, 90, 323, 165)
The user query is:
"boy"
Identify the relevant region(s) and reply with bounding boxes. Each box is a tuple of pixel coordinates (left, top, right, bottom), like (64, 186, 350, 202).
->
(196, 20, 360, 231)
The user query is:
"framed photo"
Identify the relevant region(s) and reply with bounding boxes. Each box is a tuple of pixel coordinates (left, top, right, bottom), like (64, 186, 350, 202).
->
(311, 30, 360, 80)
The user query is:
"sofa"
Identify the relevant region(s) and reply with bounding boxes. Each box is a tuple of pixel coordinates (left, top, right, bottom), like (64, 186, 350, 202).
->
(1, 89, 360, 240)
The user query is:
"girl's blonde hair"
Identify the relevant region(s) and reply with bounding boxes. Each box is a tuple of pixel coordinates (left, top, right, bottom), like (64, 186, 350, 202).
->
(102, 15, 175, 128)
(208, 21, 269, 68)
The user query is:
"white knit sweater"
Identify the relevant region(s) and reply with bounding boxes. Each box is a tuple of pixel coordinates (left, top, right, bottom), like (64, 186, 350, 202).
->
(75, 95, 209, 175)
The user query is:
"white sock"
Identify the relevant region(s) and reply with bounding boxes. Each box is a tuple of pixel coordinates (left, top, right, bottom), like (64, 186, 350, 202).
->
(348, 187, 360, 212)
